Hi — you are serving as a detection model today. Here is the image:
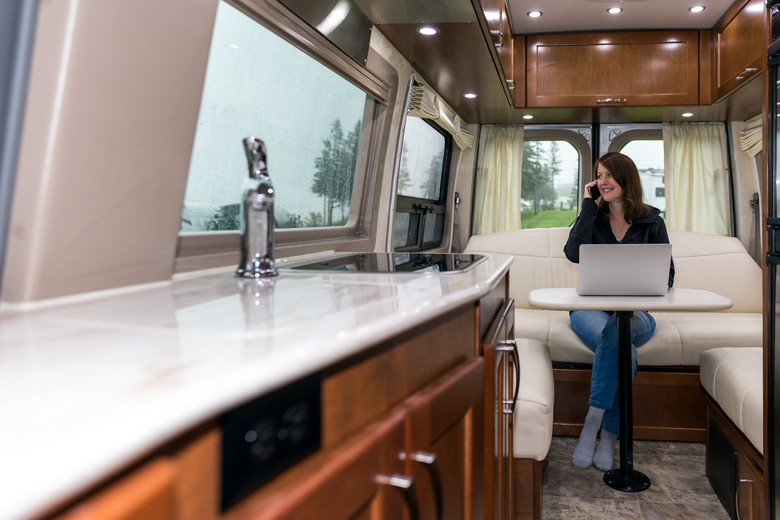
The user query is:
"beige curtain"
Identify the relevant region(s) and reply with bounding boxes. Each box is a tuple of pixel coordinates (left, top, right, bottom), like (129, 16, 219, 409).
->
(662, 122, 730, 235)
(408, 84, 474, 150)
(473, 125, 524, 234)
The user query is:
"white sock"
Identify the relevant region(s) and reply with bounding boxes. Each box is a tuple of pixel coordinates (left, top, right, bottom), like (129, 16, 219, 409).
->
(572, 406, 606, 468)
(593, 430, 618, 471)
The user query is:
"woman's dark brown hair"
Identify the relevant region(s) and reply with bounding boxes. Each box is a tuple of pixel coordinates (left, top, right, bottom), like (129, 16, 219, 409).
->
(593, 152, 651, 222)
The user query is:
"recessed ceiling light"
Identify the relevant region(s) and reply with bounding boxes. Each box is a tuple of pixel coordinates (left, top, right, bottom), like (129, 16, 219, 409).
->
(464, 93, 477, 99)
(608, 7, 623, 14)
(689, 5, 705, 13)
(527, 10, 542, 18)
(523, 114, 534, 120)
(682, 112, 694, 117)
(418, 26, 438, 36)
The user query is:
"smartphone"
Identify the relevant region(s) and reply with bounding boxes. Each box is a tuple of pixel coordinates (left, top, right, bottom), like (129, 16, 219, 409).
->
(589, 185, 600, 199)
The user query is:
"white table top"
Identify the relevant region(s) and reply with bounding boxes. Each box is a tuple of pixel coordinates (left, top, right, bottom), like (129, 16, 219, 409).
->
(528, 287, 733, 312)
(0, 254, 512, 520)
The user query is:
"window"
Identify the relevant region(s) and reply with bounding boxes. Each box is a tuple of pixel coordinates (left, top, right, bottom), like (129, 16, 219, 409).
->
(180, 1, 370, 235)
(520, 126, 590, 229)
(393, 117, 452, 251)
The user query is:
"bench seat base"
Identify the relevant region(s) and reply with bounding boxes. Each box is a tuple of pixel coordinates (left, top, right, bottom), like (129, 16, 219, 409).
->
(512, 457, 547, 520)
(552, 365, 707, 442)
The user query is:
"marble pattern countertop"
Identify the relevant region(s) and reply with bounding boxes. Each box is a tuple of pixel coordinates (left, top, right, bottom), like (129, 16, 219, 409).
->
(0, 254, 511, 520)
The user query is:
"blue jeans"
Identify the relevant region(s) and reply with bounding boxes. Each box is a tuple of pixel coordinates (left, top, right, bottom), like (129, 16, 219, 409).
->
(570, 310, 656, 434)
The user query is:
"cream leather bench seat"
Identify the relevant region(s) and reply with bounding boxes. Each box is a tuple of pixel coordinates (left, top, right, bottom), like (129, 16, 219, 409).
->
(700, 347, 763, 454)
(514, 338, 554, 460)
(511, 338, 554, 520)
(465, 227, 763, 367)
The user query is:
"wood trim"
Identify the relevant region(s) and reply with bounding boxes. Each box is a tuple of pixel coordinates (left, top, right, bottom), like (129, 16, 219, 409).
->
(53, 460, 177, 520)
(511, 458, 546, 520)
(699, 29, 714, 105)
(706, 394, 765, 473)
(322, 303, 476, 448)
(552, 366, 707, 442)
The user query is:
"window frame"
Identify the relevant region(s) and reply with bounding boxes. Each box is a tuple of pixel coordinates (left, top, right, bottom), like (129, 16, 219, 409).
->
(175, 0, 395, 273)
(393, 117, 454, 252)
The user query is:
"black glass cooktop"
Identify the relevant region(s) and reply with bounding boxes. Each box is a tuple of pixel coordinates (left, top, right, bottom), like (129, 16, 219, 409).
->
(282, 253, 486, 274)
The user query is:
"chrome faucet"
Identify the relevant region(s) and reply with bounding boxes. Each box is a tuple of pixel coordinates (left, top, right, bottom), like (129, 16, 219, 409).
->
(236, 137, 278, 278)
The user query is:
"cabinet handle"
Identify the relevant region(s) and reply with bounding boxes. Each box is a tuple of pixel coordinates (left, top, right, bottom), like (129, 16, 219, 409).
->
(735, 477, 751, 520)
(403, 451, 443, 520)
(735, 67, 758, 81)
(596, 98, 627, 104)
(497, 339, 521, 414)
(506, 79, 516, 90)
(490, 29, 505, 47)
(376, 474, 420, 520)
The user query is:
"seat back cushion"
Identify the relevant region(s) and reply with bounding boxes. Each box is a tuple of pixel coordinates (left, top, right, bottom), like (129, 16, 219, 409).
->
(466, 228, 761, 313)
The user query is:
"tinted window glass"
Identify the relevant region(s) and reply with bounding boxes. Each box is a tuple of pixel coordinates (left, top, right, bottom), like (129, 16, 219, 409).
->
(181, 1, 366, 233)
(521, 139, 580, 228)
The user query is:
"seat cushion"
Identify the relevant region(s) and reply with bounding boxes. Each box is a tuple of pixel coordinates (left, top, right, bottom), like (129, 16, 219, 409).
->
(700, 347, 763, 454)
(513, 339, 555, 461)
(514, 309, 762, 367)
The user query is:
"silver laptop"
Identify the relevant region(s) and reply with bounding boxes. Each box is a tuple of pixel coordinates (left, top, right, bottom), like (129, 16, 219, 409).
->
(576, 243, 672, 296)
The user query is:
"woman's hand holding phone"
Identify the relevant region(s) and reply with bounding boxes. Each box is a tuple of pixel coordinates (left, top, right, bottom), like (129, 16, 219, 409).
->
(587, 182, 600, 201)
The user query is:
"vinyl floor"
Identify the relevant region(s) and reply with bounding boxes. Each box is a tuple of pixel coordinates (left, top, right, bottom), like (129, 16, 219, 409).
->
(541, 436, 732, 520)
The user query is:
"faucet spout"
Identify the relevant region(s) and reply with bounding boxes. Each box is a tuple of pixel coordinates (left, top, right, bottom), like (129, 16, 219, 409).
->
(236, 137, 278, 278)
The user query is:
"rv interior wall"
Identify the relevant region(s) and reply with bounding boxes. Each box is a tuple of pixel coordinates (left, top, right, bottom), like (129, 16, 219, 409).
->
(730, 119, 764, 263)
(1, 0, 219, 304)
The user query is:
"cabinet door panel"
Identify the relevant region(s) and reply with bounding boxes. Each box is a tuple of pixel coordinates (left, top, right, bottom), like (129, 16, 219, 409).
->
(482, 299, 515, 520)
(527, 31, 699, 107)
(714, 0, 764, 99)
(405, 357, 485, 520)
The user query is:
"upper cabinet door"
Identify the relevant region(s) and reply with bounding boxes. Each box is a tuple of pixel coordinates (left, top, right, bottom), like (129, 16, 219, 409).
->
(713, 0, 765, 100)
(526, 31, 700, 107)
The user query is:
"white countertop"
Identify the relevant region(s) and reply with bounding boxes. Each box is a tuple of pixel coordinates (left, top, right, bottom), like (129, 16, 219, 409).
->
(528, 287, 733, 312)
(0, 254, 511, 520)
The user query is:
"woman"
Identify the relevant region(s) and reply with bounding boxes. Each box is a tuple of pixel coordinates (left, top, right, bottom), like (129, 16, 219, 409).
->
(563, 152, 674, 471)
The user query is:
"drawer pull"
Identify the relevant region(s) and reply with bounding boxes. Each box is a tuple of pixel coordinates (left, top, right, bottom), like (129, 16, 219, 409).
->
(596, 98, 627, 104)
(735, 67, 758, 81)
(404, 451, 443, 520)
(376, 474, 420, 520)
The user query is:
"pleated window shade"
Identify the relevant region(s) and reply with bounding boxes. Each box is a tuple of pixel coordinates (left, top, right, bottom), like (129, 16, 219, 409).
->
(739, 114, 762, 158)
(408, 84, 474, 150)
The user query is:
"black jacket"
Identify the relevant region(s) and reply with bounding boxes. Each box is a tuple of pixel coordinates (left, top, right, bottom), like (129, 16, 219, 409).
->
(563, 198, 675, 288)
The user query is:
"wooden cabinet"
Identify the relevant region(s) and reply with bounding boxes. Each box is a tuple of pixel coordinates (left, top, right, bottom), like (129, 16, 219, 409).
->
(478, 0, 518, 106)
(405, 358, 485, 520)
(711, 0, 765, 100)
(481, 298, 516, 520)
(737, 454, 766, 520)
(526, 31, 700, 107)
(227, 358, 485, 520)
(43, 296, 494, 520)
(706, 395, 767, 520)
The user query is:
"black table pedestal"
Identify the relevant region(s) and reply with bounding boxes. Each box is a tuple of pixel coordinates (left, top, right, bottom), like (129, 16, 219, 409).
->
(602, 310, 651, 493)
